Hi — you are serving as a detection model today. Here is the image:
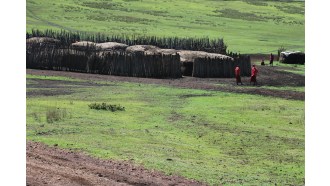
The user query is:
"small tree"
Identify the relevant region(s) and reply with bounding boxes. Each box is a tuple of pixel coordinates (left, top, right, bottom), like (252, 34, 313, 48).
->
(277, 46, 286, 61)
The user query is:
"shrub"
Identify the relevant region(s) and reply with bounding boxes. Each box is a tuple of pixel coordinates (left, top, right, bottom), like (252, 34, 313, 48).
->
(88, 103, 125, 112)
(46, 107, 68, 123)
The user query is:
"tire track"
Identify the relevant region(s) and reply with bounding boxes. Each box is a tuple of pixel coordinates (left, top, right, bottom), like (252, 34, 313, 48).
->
(27, 8, 79, 32)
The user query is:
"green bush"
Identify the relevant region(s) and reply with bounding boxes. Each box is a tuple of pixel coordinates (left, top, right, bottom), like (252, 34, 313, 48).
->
(46, 107, 68, 123)
(88, 103, 125, 112)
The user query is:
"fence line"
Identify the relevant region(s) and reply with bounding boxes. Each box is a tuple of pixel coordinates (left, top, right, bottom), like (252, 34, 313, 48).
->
(26, 44, 182, 79)
(27, 43, 251, 79)
(192, 55, 251, 78)
(27, 29, 227, 54)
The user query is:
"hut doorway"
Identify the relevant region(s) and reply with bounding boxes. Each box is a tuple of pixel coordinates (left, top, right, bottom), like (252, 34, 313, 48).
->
(181, 62, 193, 76)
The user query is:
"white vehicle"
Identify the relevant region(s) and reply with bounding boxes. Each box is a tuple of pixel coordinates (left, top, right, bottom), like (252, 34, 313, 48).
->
(280, 51, 305, 64)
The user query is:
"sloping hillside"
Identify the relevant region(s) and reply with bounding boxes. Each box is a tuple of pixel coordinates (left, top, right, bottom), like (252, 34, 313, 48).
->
(26, 0, 305, 53)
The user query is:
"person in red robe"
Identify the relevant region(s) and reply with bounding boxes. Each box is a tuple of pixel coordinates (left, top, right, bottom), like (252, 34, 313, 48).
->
(235, 65, 243, 85)
(250, 64, 258, 85)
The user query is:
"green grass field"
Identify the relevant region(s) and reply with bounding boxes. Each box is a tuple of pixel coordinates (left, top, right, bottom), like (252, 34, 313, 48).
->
(26, 74, 305, 185)
(26, 0, 305, 184)
(26, 0, 305, 54)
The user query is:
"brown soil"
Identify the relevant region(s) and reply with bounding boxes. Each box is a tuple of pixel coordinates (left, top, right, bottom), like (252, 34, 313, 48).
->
(27, 65, 304, 100)
(26, 66, 304, 185)
(27, 141, 206, 186)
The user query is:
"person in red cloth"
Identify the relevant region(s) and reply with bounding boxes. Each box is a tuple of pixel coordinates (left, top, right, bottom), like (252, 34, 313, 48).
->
(269, 53, 274, 66)
(234, 65, 243, 85)
(250, 64, 258, 86)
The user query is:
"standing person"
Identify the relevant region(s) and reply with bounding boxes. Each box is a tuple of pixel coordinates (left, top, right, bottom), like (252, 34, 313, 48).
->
(235, 65, 243, 85)
(269, 53, 274, 66)
(250, 64, 258, 86)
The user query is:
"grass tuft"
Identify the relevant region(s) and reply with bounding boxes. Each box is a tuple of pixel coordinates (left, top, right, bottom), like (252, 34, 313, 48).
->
(88, 102, 125, 112)
(46, 107, 68, 123)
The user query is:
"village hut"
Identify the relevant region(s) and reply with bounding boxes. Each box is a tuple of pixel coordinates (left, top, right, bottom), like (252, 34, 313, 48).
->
(125, 45, 179, 56)
(94, 42, 129, 56)
(125, 45, 161, 54)
(27, 37, 248, 78)
(156, 49, 178, 55)
(26, 37, 61, 47)
(177, 50, 233, 76)
(70, 41, 97, 50)
(177, 50, 233, 62)
(95, 42, 128, 51)
(143, 48, 178, 56)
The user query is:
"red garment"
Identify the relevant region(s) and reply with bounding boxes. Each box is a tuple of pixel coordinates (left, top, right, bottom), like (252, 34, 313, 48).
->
(251, 67, 258, 77)
(250, 75, 256, 82)
(235, 67, 242, 84)
(235, 67, 240, 76)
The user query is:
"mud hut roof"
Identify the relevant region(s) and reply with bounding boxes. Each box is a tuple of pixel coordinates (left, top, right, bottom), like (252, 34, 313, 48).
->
(156, 49, 178, 55)
(177, 50, 233, 62)
(26, 37, 60, 44)
(95, 42, 128, 51)
(71, 41, 97, 47)
(144, 48, 178, 56)
(126, 45, 160, 53)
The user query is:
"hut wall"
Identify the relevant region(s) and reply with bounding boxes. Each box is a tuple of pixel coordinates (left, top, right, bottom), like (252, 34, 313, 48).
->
(26, 45, 182, 79)
(192, 57, 232, 78)
(234, 55, 251, 77)
(192, 55, 251, 78)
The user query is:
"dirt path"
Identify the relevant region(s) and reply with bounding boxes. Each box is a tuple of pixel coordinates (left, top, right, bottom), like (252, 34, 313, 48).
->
(27, 66, 305, 100)
(27, 141, 207, 186)
(27, 8, 78, 32)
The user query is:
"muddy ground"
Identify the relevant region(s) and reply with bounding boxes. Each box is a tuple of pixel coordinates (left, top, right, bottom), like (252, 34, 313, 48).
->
(26, 66, 304, 185)
(27, 141, 206, 186)
(27, 65, 304, 100)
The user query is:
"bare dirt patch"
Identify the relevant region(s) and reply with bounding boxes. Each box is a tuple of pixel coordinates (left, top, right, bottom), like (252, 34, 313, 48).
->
(26, 141, 206, 186)
(27, 78, 114, 97)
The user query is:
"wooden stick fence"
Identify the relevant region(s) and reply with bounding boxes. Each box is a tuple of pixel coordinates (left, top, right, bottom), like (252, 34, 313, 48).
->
(192, 55, 251, 78)
(27, 29, 227, 54)
(26, 42, 250, 79)
(26, 44, 182, 78)
(234, 55, 251, 77)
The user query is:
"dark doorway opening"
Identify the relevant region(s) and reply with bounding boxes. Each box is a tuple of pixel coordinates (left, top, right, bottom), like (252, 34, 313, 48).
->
(181, 62, 193, 76)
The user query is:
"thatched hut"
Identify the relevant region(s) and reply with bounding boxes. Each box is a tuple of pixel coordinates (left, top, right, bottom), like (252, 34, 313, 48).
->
(71, 41, 97, 50)
(156, 49, 178, 55)
(95, 42, 128, 51)
(125, 46, 236, 76)
(177, 50, 233, 62)
(177, 50, 233, 76)
(26, 37, 60, 47)
(144, 48, 178, 56)
(126, 45, 160, 54)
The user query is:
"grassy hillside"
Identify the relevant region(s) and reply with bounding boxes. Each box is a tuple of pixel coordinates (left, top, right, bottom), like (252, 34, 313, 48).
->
(26, 0, 305, 54)
(26, 74, 305, 185)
